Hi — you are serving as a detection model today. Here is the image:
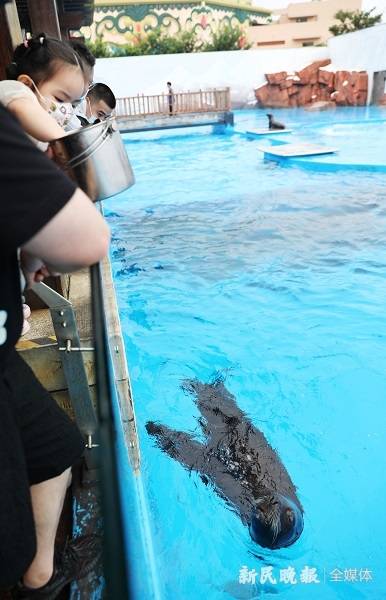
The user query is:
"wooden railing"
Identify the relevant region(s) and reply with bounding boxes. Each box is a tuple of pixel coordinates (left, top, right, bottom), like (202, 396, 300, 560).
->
(115, 88, 231, 118)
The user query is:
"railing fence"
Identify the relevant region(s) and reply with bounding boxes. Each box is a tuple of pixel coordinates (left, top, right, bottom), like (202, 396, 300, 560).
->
(116, 88, 230, 118)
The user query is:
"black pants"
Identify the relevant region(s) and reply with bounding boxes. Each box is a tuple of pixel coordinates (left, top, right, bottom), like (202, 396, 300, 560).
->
(0, 350, 84, 587)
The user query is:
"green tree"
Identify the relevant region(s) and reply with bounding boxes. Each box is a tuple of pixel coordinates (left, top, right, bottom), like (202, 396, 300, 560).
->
(203, 24, 250, 51)
(84, 26, 249, 57)
(85, 36, 113, 58)
(329, 7, 382, 36)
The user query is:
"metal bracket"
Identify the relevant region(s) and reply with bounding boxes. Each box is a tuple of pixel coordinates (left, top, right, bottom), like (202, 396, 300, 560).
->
(32, 282, 98, 444)
(59, 340, 95, 352)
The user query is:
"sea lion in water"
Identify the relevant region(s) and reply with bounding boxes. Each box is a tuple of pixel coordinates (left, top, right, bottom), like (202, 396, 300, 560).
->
(146, 378, 303, 549)
(266, 113, 286, 130)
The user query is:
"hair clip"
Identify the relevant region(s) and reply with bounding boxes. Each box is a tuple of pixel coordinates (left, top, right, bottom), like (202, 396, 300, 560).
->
(23, 39, 29, 47)
(39, 36, 45, 45)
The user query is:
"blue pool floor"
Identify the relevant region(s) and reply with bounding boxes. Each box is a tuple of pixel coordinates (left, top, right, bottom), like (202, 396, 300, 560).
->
(108, 107, 386, 599)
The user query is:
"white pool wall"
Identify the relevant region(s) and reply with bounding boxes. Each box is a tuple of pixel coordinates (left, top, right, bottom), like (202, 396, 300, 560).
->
(93, 46, 329, 106)
(93, 24, 386, 106)
(328, 23, 386, 72)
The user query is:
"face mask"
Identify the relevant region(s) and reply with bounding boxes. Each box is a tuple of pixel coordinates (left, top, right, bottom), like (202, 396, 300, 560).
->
(75, 97, 101, 125)
(47, 99, 74, 128)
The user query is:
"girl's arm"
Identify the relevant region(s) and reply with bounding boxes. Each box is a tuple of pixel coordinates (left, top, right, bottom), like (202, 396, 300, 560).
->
(7, 96, 66, 142)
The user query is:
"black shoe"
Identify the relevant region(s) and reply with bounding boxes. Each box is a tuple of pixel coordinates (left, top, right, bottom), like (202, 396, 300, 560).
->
(12, 534, 102, 599)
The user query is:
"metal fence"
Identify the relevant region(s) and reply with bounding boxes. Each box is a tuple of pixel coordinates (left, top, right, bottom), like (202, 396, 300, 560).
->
(115, 88, 231, 118)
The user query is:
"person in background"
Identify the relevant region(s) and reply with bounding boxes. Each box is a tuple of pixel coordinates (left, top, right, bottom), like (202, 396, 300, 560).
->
(0, 102, 110, 598)
(167, 81, 174, 115)
(75, 83, 116, 127)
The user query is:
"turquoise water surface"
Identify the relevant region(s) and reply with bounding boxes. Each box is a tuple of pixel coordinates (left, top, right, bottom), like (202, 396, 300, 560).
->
(108, 108, 386, 599)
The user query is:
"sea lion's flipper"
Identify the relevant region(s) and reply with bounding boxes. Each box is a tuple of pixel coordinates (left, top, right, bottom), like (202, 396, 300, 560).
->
(182, 377, 246, 425)
(146, 421, 205, 471)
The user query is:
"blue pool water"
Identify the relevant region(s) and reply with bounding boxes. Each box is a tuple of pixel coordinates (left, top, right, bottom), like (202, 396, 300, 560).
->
(108, 108, 386, 599)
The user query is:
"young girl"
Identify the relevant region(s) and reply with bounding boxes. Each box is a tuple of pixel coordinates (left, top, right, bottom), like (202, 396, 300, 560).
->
(0, 33, 88, 335)
(0, 33, 86, 145)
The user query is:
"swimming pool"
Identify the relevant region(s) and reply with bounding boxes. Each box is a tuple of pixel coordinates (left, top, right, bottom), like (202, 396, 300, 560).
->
(108, 108, 386, 599)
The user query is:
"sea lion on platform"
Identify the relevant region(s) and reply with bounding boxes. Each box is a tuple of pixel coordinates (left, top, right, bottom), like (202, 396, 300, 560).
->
(266, 113, 286, 130)
(146, 378, 304, 549)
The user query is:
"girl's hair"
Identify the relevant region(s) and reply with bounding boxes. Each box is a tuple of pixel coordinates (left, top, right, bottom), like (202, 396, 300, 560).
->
(6, 33, 81, 84)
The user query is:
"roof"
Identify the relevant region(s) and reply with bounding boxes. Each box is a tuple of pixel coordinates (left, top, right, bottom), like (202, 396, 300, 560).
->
(94, 0, 271, 17)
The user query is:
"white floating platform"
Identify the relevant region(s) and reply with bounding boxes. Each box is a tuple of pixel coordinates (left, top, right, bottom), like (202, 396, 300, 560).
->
(259, 143, 338, 158)
(246, 128, 292, 136)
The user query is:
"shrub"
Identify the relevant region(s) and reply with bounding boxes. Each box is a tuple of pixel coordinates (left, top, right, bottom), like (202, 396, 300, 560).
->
(203, 24, 250, 51)
(329, 8, 382, 36)
(86, 25, 249, 57)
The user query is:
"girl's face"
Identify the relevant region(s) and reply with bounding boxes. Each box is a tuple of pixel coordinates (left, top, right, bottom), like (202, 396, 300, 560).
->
(37, 63, 85, 105)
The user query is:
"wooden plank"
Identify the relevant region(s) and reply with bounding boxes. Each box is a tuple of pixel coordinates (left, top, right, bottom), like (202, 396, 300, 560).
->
(100, 256, 140, 473)
(259, 143, 337, 157)
(0, 1, 22, 80)
(27, 0, 61, 38)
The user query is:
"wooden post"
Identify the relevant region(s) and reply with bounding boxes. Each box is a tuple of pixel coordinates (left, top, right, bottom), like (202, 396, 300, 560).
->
(0, 0, 22, 80)
(27, 0, 61, 39)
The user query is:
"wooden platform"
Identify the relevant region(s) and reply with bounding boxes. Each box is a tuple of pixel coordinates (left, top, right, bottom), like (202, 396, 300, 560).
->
(259, 143, 337, 158)
(246, 128, 292, 136)
(118, 110, 234, 133)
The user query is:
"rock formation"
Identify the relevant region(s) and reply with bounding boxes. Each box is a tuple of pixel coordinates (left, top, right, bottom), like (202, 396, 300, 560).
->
(255, 60, 368, 108)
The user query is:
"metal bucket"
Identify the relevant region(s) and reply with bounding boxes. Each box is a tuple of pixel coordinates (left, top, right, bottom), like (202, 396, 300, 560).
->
(50, 117, 135, 201)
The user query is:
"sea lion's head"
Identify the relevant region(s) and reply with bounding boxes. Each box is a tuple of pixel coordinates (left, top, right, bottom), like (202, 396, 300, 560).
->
(249, 493, 303, 549)
(266, 113, 273, 121)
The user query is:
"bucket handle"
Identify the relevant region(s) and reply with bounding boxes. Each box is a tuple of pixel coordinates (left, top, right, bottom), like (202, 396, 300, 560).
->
(63, 121, 115, 170)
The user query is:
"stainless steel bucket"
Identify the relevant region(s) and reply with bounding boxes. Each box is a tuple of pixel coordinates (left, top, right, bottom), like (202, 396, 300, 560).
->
(50, 118, 135, 201)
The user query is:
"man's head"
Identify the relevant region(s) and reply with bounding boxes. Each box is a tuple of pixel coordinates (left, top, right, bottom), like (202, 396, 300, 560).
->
(86, 83, 116, 122)
(167, 81, 172, 88)
(71, 40, 95, 93)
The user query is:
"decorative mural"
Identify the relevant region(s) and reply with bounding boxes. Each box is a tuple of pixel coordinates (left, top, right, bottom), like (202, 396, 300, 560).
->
(81, 1, 270, 45)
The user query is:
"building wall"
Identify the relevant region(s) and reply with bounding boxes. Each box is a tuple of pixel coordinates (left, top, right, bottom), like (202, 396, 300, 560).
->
(81, 0, 270, 46)
(92, 45, 329, 104)
(247, 0, 361, 49)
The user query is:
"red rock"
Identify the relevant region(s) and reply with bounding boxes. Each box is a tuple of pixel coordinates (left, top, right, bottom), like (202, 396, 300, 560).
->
(351, 72, 359, 87)
(297, 59, 331, 84)
(279, 79, 295, 90)
(296, 85, 312, 105)
(334, 71, 352, 89)
(255, 84, 290, 107)
(318, 69, 334, 88)
(355, 91, 367, 105)
(333, 90, 347, 105)
(356, 72, 368, 92)
(258, 63, 367, 108)
(287, 85, 299, 96)
(266, 71, 287, 85)
(345, 87, 356, 106)
(305, 101, 335, 111)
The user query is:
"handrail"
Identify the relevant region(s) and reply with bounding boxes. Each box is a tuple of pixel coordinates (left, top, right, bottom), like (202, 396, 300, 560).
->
(116, 87, 231, 118)
(90, 262, 132, 599)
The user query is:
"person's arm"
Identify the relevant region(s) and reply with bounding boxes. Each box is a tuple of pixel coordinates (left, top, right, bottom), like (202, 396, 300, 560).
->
(7, 96, 65, 142)
(22, 187, 110, 274)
